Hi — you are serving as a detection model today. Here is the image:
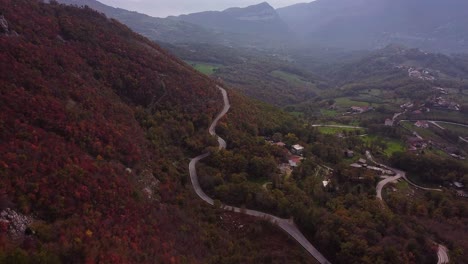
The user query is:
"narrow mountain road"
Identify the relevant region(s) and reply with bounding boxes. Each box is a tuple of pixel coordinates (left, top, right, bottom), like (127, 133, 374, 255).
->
(366, 151, 442, 193)
(376, 173, 402, 201)
(189, 86, 331, 264)
(368, 151, 449, 263)
(437, 244, 449, 264)
(400, 120, 468, 128)
(311, 124, 364, 129)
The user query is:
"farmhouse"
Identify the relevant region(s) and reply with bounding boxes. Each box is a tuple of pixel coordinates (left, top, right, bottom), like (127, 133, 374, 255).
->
(288, 156, 303, 167)
(414, 120, 429, 128)
(291, 144, 304, 155)
(344, 149, 354, 158)
(384, 119, 394, 126)
(454, 182, 465, 189)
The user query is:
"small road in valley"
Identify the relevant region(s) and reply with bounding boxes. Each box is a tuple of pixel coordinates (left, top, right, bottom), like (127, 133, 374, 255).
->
(189, 86, 331, 264)
(367, 151, 442, 193)
(368, 151, 448, 263)
(376, 174, 402, 201)
(400, 119, 468, 128)
(311, 124, 364, 129)
(437, 244, 449, 264)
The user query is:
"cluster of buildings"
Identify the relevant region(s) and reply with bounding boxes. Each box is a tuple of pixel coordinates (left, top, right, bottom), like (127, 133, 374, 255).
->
(451, 181, 467, 198)
(267, 140, 305, 174)
(414, 120, 429, 128)
(348, 157, 395, 178)
(427, 96, 460, 111)
(407, 136, 428, 151)
(408, 67, 436, 81)
(348, 106, 373, 114)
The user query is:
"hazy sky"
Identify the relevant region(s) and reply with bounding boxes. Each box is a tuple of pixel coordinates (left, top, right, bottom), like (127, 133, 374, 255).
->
(98, 0, 309, 18)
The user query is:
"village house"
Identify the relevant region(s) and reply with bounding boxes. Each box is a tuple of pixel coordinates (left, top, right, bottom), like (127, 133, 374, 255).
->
(288, 156, 303, 167)
(349, 106, 372, 114)
(344, 149, 354, 158)
(291, 144, 304, 155)
(453, 181, 465, 189)
(384, 118, 394, 126)
(414, 120, 429, 128)
(401, 102, 414, 109)
(274, 142, 286, 147)
(407, 137, 427, 151)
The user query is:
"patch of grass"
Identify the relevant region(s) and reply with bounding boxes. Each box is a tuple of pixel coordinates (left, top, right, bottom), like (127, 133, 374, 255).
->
(396, 180, 410, 191)
(185, 61, 220, 75)
(271, 70, 309, 86)
(318, 126, 361, 135)
(384, 141, 406, 156)
(335, 97, 370, 107)
(320, 109, 338, 117)
(289, 111, 304, 118)
(362, 135, 406, 157)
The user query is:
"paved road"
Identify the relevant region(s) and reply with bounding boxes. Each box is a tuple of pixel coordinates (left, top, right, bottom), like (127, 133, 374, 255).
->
(366, 151, 442, 193)
(311, 124, 364, 129)
(369, 151, 449, 263)
(376, 174, 402, 201)
(189, 86, 331, 264)
(437, 244, 449, 264)
(400, 119, 468, 128)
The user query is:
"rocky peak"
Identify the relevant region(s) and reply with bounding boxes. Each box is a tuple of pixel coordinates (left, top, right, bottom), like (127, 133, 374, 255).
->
(225, 2, 278, 21)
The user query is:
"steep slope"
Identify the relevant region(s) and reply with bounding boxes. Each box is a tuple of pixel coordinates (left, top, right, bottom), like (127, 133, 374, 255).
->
(53, 0, 221, 44)
(0, 1, 311, 262)
(174, 2, 293, 48)
(278, 0, 468, 53)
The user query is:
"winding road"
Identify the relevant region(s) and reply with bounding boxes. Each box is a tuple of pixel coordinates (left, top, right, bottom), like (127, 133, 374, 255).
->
(437, 244, 449, 264)
(369, 151, 449, 263)
(367, 151, 442, 194)
(311, 124, 364, 129)
(189, 86, 331, 264)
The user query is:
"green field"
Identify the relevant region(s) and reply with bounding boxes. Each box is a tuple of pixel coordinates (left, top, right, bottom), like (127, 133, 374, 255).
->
(186, 61, 221, 75)
(320, 109, 338, 117)
(289, 111, 305, 118)
(270, 70, 310, 86)
(317, 126, 363, 135)
(362, 135, 406, 157)
(335, 97, 370, 107)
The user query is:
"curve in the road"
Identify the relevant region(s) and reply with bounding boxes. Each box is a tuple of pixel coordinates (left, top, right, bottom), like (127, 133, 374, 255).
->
(437, 244, 449, 264)
(189, 86, 331, 264)
(376, 174, 402, 201)
(369, 151, 448, 263)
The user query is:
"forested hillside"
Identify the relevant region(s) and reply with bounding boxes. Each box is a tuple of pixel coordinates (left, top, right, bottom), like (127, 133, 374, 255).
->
(0, 1, 310, 262)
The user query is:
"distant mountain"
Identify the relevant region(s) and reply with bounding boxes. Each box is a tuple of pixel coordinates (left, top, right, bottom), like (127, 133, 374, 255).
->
(277, 0, 468, 53)
(54, 0, 222, 44)
(55, 0, 293, 49)
(174, 2, 293, 48)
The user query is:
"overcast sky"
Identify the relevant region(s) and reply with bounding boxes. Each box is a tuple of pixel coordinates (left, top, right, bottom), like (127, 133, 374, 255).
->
(98, 0, 309, 18)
